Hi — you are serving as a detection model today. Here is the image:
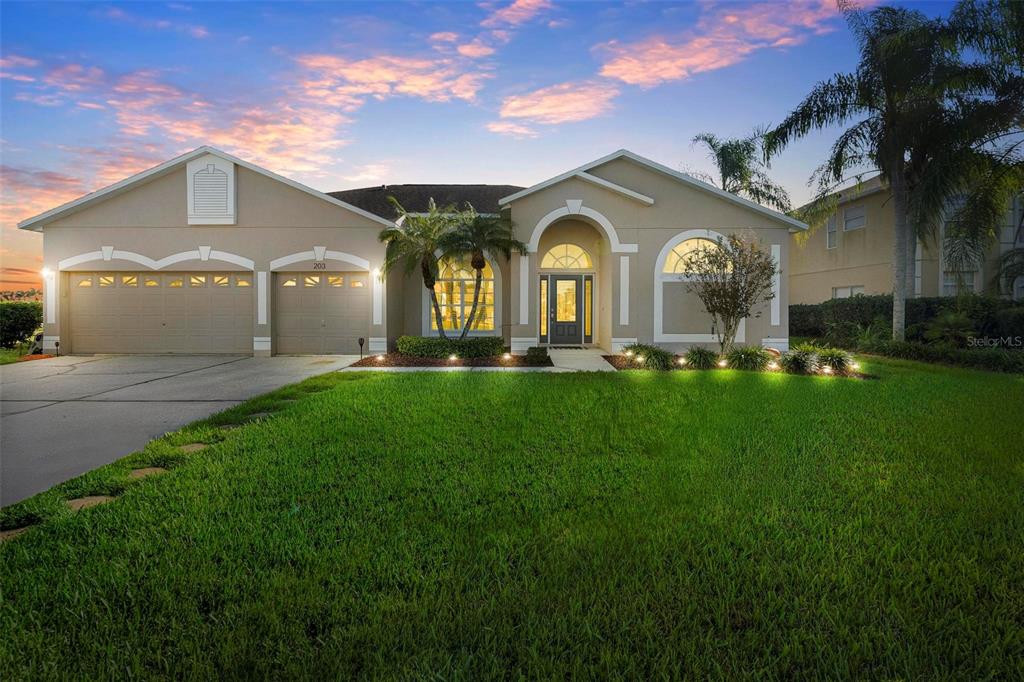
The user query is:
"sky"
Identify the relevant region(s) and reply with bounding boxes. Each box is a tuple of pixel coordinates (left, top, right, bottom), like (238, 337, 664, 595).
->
(0, 0, 955, 290)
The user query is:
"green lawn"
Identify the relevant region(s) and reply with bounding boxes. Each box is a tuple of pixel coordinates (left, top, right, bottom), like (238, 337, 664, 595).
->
(2, 359, 1022, 678)
(0, 347, 26, 365)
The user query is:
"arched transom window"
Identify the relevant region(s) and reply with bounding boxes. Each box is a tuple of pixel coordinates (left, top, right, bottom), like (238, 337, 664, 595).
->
(662, 238, 720, 274)
(432, 257, 495, 331)
(541, 243, 593, 269)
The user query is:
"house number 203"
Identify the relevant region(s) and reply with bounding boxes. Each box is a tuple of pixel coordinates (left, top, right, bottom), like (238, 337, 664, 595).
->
(312, 262, 326, 270)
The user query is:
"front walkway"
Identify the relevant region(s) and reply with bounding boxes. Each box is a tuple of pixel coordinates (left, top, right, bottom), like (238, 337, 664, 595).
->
(342, 349, 616, 373)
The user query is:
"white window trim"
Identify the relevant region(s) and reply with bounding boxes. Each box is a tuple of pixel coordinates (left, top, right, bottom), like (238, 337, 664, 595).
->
(421, 255, 502, 337)
(843, 204, 866, 231)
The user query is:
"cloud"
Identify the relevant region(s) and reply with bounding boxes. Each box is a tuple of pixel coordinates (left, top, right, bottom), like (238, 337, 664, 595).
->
(429, 31, 460, 43)
(498, 80, 619, 125)
(457, 39, 496, 58)
(104, 6, 209, 39)
(481, 0, 553, 28)
(342, 163, 392, 184)
(0, 165, 88, 230)
(599, 0, 864, 87)
(486, 120, 539, 138)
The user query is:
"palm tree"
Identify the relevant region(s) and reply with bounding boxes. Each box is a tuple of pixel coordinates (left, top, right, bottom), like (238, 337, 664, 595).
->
(691, 130, 791, 212)
(764, 2, 1023, 340)
(378, 197, 456, 339)
(439, 206, 526, 339)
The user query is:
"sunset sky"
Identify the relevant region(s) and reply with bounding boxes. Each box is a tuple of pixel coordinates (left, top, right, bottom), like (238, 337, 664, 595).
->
(0, 0, 952, 290)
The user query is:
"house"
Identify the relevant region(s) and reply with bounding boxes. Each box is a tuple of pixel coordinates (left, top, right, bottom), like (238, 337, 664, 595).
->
(789, 177, 1024, 304)
(19, 146, 806, 356)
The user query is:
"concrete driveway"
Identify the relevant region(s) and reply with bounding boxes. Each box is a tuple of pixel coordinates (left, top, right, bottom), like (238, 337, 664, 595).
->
(1, 355, 357, 506)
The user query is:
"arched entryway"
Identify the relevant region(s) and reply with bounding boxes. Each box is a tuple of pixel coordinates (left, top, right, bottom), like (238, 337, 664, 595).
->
(536, 218, 607, 347)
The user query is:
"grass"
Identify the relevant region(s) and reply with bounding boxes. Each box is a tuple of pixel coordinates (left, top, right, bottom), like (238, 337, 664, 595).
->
(0, 345, 28, 364)
(2, 359, 1022, 678)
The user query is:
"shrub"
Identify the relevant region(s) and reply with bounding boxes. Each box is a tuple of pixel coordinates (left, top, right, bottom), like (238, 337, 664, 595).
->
(684, 346, 719, 370)
(622, 343, 673, 370)
(525, 346, 549, 364)
(868, 340, 1024, 374)
(395, 335, 504, 359)
(923, 311, 976, 347)
(817, 347, 853, 374)
(992, 306, 1024, 339)
(0, 302, 42, 349)
(726, 345, 771, 371)
(780, 347, 819, 374)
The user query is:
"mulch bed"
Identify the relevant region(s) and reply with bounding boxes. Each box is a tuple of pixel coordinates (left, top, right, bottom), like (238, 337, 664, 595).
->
(350, 352, 553, 368)
(603, 354, 873, 378)
(16, 354, 54, 362)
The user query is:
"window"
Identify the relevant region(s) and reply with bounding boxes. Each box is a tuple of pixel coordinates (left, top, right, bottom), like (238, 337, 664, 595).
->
(98, 275, 114, 287)
(843, 204, 866, 231)
(662, 238, 719, 274)
(349, 279, 365, 288)
(234, 275, 251, 287)
(189, 275, 206, 287)
(75, 276, 93, 288)
(832, 285, 865, 299)
(144, 276, 160, 287)
(942, 271, 975, 297)
(303, 275, 320, 287)
(541, 243, 592, 269)
(281, 277, 297, 287)
(1014, 277, 1024, 301)
(168, 277, 184, 288)
(121, 275, 138, 287)
(584, 277, 593, 338)
(431, 258, 494, 331)
(826, 215, 837, 249)
(539, 277, 548, 338)
(213, 275, 230, 287)
(327, 275, 345, 287)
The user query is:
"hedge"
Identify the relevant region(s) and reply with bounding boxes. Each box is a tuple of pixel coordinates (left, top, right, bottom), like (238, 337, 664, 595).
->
(395, 335, 504, 358)
(790, 294, 1024, 340)
(863, 340, 1024, 374)
(0, 302, 42, 348)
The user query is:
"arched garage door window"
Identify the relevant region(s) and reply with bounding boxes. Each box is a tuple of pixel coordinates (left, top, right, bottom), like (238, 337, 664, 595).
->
(432, 257, 495, 331)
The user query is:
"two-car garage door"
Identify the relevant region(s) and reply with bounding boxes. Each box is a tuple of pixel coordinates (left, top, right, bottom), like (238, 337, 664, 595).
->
(68, 272, 253, 354)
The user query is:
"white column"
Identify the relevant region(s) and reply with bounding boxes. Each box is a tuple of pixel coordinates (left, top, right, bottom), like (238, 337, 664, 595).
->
(42, 268, 57, 324)
(619, 255, 630, 326)
(372, 268, 383, 325)
(518, 254, 529, 325)
(257, 271, 268, 325)
(770, 244, 781, 327)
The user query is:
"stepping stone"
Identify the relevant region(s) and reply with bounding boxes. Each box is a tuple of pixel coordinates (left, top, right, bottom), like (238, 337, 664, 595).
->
(245, 412, 274, 421)
(66, 495, 115, 511)
(180, 443, 209, 453)
(0, 527, 30, 543)
(128, 467, 168, 480)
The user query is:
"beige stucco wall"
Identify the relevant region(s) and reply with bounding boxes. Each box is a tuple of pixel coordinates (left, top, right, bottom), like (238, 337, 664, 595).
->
(39, 165, 396, 354)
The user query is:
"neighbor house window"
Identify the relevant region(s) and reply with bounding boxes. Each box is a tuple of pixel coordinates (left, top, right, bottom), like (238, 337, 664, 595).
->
(431, 258, 494, 331)
(843, 204, 866, 231)
(942, 271, 975, 296)
(541, 243, 592, 269)
(832, 285, 865, 299)
(826, 215, 837, 249)
(662, 238, 720, 275)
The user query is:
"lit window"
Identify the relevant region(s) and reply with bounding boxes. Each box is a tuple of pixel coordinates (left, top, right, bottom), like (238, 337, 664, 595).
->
(144, 276, 160, 287)
(539, 277, 548, 338)
(584, 277, 593, 338)
(99, 275, 114, 287)
(662, 238, 720, 274)
(213, 275, 230, 287)
(843, 204, 866, 231)
(168, 278, 184, 288)
(349, 279, 365, 288)
(121, 275, 138, 287)
(832, 285, 865, 299)
(304, 275, 320, 287)
(281, 277, 298, 287)
(826, 215, 837, 249)
(431, 257, 495, 331)
(190, 275, 207, 287)
(76, 276, 93, 288)
(942, 271, 975, 297)
(541, 243, 592, 269)
(328, 275, 345, 287)
(235, 276, 251, 287)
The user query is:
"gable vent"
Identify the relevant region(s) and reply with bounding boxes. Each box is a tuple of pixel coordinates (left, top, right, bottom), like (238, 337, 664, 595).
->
(186, 153, 236, 224)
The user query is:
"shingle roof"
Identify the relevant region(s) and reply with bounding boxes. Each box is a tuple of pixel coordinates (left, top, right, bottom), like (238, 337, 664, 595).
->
(328, 184, 524, 220)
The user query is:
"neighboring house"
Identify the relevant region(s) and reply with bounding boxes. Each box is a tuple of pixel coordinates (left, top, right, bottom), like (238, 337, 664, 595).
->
(789, 176, 1024, 304)
(19, 146, 806, 356)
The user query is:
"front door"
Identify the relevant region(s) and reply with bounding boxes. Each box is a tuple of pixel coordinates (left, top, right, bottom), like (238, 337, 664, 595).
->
(549, 275, 582, 345)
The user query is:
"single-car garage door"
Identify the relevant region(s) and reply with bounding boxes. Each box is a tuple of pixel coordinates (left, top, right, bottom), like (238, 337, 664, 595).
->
(68, 272, 253, 354)
(275, 272, 370, 354)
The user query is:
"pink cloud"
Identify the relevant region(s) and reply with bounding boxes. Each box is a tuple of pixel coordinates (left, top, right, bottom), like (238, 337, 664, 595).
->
(599, 0, 870, 87)
(481, 0, 553, 28)
(457, 40, 496, 58)
(486, 120, 538, 138)
(499, 80, 619, 125)
(104, 6, 209, 39)
(296, 54, 490, 103)
(43, 63, 107, 92)
(429, 31, 460, 42)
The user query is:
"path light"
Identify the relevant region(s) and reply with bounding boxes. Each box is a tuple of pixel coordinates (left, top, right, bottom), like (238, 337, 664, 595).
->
(851, 362, 860, 371)
(624, 350, 633, 357)
(635, 355, 645, 363)
(717, 359, 728, 368)
(375, 355, 385, 362)
(502, 353, 511, 360)
(678, 357, 687, 365)
(449, 354, 458, 362)
(768, 361, 779, 370)
(822, 366, 833, 375)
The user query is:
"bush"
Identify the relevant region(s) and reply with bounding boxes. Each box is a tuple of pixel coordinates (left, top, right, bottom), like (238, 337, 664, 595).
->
(726, 345, 771, 371)
(622, 343, 674, 370)
(993, 306, 1024, 339)
(0, 302, 42, 349)
(525, 346, 549, 364)
(817, 347, 853, 374)
(395, 335, 504, 359)
(684, 346, 719, 370)
(780, 347, 819, 374)
(868, 340, 1024, 374)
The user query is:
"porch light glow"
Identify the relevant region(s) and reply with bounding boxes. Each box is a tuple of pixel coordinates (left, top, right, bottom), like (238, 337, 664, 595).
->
(41, 267, 53, 278)
(717, 359, 727, 367)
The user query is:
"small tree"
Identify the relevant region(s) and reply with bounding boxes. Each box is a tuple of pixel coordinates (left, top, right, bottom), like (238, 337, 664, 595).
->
(682, 235, 777, 353)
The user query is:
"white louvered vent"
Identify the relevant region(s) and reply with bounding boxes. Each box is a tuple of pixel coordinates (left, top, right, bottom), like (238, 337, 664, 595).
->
(187, 154, 236, 225)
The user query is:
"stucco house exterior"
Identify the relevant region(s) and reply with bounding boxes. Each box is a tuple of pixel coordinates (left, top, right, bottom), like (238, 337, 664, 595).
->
(19, 146, 806, 356)
(789, 177, 1024, 304)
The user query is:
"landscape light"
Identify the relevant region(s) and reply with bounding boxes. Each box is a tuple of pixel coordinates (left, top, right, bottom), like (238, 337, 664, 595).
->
(717, 359, 727, 367)
(624, 350, 633, 357)
(502, 353, 511, 360)
(851, 362, 860, 370)
(449, 354, 458, 361)
(635, 355, 644, 363)
(678, 357, 687, 365)
(822, 366, 833, 374)
(375, 355, 384, 361)
(768, 361, 779, 370)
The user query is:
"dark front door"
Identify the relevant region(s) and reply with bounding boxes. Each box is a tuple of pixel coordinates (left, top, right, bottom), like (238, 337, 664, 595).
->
(549, 275, 583, 345)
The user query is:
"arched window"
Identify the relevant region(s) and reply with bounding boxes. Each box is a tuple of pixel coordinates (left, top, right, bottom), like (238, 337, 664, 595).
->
(662, 238, 720, 274)
(432, 257, 495, 331)
(541, 243, 593, 269)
